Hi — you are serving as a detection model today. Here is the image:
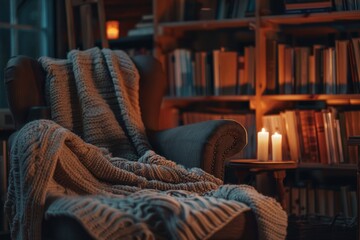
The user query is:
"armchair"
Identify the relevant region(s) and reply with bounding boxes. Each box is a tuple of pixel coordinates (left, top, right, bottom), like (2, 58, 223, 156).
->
(5, 54, 247, 180)
(4, 54, 257, 240)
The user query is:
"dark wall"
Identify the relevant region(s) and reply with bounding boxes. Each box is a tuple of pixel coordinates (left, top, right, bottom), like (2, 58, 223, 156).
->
(0, 0, 11, 107)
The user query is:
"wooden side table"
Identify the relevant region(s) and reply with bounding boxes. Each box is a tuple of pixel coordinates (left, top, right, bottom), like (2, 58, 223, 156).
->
(227, 159, 297, 209)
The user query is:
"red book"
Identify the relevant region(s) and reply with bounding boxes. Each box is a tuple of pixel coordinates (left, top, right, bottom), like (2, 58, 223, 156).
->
(314, 111, 328, 164)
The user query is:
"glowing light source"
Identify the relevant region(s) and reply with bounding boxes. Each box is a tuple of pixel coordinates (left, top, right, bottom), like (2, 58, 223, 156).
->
(106, 20, 120, 39)
(257, 128, 269, 161)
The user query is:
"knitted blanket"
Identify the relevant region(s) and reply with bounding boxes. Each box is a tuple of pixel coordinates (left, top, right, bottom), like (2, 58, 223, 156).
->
(5, 48, 287, 240)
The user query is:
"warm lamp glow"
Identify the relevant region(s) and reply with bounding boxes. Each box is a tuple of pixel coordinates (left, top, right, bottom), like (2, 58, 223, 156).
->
(106, 20, 120, 39)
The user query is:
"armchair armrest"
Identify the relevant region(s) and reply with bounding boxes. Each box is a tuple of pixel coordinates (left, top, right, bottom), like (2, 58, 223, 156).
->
(148, 120, 247, 179)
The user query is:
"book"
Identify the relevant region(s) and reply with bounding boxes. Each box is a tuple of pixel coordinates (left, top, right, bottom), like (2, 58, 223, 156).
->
(283, 111, 301, 162)
(218, 50, 238, 95)
(244, 46, 256, 95)
(266, 39, 278, 94)
(323, 47, 336, 94)
(308, 53, 316, 94)
(294, 47, 310, 94)
(349, 190, 358, 217)
(284, 46, 294, 94)
(173, 49, 183, 97)
(307, 187, 316, 215)
(322, 109, 339, 164)
(298, 110, 319, 163)
(335, 40, 349, 94)
(316, 187, 327, 215)
(167, 52, 176, 96)
(326, 189, 335, 217)
(200, 51, 208, 95)
(212, 50, 220, 96)
(290, 187, 300, 216)
(283, 0, 333, 10)
(278, 43, 287, 94)
(338, 112, 349, 163)
(314, 111, 328, 164)
(350, 38, 360, 93)
(299, 187, 307, 215)
(313, 45, 325, 93)
(340, 185, 351, 217)
(237, 55, 245, 95)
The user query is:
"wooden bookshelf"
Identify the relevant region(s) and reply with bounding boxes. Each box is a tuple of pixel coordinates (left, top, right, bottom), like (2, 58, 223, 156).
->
(152, 0, 360, 234)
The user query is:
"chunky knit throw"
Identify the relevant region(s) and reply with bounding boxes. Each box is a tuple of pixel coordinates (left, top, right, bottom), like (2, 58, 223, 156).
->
(5, 48, 287, 240)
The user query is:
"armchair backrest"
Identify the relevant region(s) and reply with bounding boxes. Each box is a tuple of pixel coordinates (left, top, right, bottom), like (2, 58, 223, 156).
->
(4, 54, 167, 132)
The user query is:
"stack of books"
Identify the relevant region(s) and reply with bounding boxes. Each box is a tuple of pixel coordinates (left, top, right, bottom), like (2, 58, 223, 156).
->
(127, 14, 154, 37)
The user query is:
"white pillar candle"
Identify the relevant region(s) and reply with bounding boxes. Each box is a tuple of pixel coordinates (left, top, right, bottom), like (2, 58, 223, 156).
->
(257, 128, 269, 161)
(272, 132, 282, 161)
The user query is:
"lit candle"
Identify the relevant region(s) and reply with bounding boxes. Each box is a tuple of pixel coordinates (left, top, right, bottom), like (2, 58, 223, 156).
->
(257, 128, 269, 161)
(272, 132, 282, 161)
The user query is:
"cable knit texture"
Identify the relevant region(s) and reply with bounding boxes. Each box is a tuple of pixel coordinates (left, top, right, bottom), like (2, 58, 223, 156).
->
(5, 48, 287, 240)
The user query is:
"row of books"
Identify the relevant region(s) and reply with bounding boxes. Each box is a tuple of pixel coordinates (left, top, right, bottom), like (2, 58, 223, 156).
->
(266, 38, 360, 94)
(333, 0, 360, 11)
(285, 184, 357, 218)
(182, 111, 256, 159)
(271, 0, 359, 14)
(263, 108, 360, 164)
(163, 0, 255, 22)
(163, 0, 358, 22)
(167, 47, 256, 97)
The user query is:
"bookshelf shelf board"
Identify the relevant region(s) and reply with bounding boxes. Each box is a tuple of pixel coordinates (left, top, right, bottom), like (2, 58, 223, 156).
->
(108, 35, 153, 49)
(262, 11, 360, 25)
(228, 159, 298, 170)
(261, 94, 360, 102)
(298, 163, 357, 171)
(163, 95, 255, 103)
(348, 136, 360, 146)
(158, 18, 256, 32)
